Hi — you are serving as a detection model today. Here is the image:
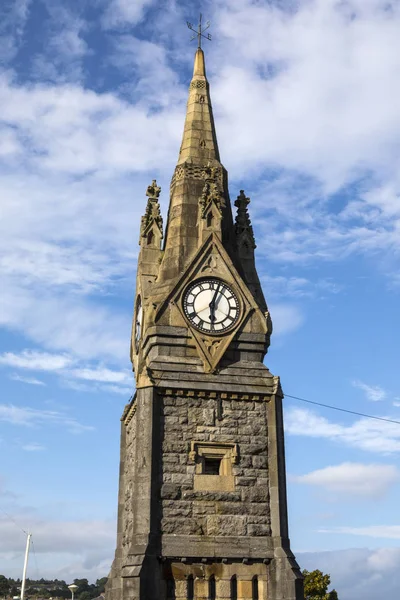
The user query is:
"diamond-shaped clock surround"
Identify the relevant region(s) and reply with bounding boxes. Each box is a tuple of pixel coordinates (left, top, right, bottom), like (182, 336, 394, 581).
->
(155, 234, 268, 372)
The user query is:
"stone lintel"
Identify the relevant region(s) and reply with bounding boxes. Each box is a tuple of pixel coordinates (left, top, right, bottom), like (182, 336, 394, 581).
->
(161, 535, 274, 559)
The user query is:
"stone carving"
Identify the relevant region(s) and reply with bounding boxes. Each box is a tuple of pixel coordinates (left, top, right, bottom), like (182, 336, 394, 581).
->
(190, 80, 206, 89)
(201, 254, 218, 273)
(140, 180, 163, 243)
(202, 338, 221, 356)
(146, 179, 161, 199)
(199, 139, 206, 148)
(171, 164, 222, 185)
(199, 181, 225, 218)
(234, 190, 256, 250)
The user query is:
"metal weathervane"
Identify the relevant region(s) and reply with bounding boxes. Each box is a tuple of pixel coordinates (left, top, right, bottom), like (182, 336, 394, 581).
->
(187, 13, 212, 49)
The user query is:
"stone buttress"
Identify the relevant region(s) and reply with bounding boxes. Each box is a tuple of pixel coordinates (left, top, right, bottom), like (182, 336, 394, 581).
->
(106, 47, 303, 600)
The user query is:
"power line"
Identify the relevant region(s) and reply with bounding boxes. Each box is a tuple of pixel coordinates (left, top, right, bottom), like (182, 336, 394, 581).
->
(285, 393, 400, 426)
(0, 506, 28, 535)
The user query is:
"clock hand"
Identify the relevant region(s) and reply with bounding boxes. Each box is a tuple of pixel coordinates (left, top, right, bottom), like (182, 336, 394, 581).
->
(209, 284, 220, 322)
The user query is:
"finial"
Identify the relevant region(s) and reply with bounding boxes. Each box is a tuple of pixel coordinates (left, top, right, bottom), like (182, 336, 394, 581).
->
(187, 13, 212, 49)
(146, 179, 161, 200)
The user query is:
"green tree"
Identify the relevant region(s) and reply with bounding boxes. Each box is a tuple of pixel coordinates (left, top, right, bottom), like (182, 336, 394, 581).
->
(95, 579, 108, 594)
(0, 575, 10, 598)
(303, 569, 338, 600)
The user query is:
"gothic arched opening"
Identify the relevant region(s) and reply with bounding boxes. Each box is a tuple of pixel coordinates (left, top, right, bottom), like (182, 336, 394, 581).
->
(187, 575, 194, 600)
(208, 575, 216, 600)
(230, 576, 237, 600)
(252, 576, 259, 600)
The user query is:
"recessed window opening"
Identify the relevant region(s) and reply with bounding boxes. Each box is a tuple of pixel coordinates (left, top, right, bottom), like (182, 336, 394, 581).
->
(204, 456, 222, 475)
(207, 212, 213, 227)
(187, 575, 194, 600)
(252, 576, 259, 600)
(208, 575, 216, 600)
(231, 576, 237, 600)
(147, 230, 154, 245)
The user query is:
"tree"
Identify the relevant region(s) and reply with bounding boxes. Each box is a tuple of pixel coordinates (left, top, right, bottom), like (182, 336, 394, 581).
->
(95, 579, 108, 594)
(0, 576, 10, 598)
(303, 569, 338, 600)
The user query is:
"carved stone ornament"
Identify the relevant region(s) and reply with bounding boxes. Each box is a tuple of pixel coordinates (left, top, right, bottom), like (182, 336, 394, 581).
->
(140, 180, 163, 241)
(201, 254, 218, 273)
(200, 180, 225, 218)
(234, 189, 256, 249)
(146, 179, 161, 199)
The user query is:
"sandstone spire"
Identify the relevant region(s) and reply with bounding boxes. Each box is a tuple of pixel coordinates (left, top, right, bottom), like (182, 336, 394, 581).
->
(178, 47, 220, 164)
(159, 48, 234, 282)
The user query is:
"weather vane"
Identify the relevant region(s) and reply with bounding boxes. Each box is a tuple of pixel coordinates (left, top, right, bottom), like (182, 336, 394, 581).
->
(187, 13, 212, 49)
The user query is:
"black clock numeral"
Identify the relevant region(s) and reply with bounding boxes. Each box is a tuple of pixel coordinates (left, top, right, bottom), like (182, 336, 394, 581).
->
(198, 319, 204, 329)
(210, 281, 215, 290)
(187, 312, 196, 319)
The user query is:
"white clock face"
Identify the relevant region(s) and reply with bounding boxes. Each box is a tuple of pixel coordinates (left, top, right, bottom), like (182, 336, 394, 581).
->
(135, 297, 143, 349)
(183, 279, 240, 334)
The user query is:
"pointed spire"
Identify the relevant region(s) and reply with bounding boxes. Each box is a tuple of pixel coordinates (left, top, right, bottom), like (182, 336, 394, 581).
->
(158, 49, 234, 283)
(178, 48, 220, 164)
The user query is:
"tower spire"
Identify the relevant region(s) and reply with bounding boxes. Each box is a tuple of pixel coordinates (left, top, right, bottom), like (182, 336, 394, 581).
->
(178, 46, 220, 164)
(159, 46, 233, 282)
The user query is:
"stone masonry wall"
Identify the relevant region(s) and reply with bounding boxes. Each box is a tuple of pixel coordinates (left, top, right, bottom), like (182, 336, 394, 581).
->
(122, 411, 137, 557)
(160, 394, 271, 538)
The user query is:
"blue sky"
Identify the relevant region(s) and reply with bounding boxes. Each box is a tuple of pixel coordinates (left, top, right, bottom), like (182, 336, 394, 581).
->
(0, 0, 400, 597)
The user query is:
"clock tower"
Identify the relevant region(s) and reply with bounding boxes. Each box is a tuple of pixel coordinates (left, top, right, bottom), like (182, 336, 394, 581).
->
(106, 45, 303, 600)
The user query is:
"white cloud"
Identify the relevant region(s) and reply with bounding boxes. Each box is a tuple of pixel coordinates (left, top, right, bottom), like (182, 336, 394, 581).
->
(0, 404, 93, 434)
(300, 547, 400, 600)
(320, 525, 400, 540)
(0, 349, 133, 394)
(353, 380, 387, 402)
(10, 374, 46, 386)
(0, 350, 72, 370)
(285, 406, 400, 453)
(0, 515, 115, 553)
(269, 303, 305, 336)
(103, 0, 155, 28)
(70, 367, 132, 384)
(21, 442, 45, 451)
(293, 462, 399, 498)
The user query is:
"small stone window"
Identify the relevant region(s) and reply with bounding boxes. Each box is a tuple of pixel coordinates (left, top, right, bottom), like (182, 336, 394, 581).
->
(189, 441, 238, 492)
(204, 457, 221, 475)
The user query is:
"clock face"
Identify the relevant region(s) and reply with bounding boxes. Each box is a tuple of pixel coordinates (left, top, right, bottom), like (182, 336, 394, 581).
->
(135, 297, 143, 350)
(183, 279, 240, 334)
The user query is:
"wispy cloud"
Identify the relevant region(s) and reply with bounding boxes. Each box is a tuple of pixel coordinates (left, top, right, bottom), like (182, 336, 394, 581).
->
(0, 404, 93, 434)
(0, 350, 133, 394)
(285, 407, 400, 454)
(292, 462, 399, 499)
(0, 350, 72, 371)
(10, 374, 46, 386)
(320, 525, 400, 540)
(21, 442, 45, 451)
(352, 380, 387, 402)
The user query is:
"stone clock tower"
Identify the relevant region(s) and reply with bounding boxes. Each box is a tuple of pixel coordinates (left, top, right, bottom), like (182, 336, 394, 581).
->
(106, 47, 303, 600)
